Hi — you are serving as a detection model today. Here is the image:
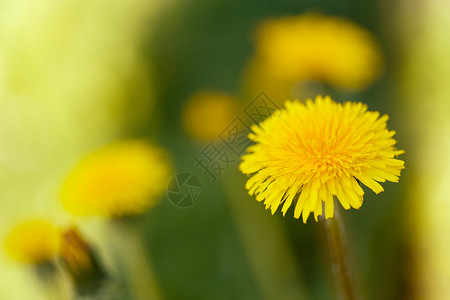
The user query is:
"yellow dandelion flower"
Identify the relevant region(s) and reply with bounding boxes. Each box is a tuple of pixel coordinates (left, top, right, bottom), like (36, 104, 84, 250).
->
(4, 220, 60, 264)
(61, 140, 172, 217)
(255, 13, 382, 90)
(182, 91, 239, 142)
(240, 95, 404, 223)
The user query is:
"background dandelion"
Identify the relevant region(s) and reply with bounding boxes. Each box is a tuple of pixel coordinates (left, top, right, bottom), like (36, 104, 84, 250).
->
(242, 12, 383, 103)
(181, 91, 239, 142)
(4, 220, 60, 264)
(61, 140, 172, 217)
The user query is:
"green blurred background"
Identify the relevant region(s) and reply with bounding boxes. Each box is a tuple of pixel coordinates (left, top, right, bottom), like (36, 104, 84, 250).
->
(1, 0, 449, 299)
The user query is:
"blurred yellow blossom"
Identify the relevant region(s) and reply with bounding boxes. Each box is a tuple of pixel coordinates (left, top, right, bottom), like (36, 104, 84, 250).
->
(182, 91, 239, 142)
(240, 96, 404, 223)
(61, 140, 172, 217)
(252, 13, 382, 91)
(4, 220, 60, 264)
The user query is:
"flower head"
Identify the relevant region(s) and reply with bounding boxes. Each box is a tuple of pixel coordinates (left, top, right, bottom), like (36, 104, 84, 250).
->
(61, 140, 172, 217)
(60, 227, 106, 295)
(182, 91, 239, 142)
(4, 220, 60, 264)
(240, 96, 404, 223)
(254, 13, 382, 90)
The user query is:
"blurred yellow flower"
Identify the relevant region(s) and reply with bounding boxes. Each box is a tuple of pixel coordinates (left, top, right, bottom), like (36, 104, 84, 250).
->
(4, 220, 60, 264)
(61, 140, 172, 217)
(240, 95, 404, 223)
(182, 91, 239, 142)
(254, 13, 382, 90)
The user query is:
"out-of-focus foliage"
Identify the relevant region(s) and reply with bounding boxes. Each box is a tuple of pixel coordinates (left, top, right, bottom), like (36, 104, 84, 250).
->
(395, 0, 450, 298)
(0, 0, 448, 299)
(0, 0, 172, 299)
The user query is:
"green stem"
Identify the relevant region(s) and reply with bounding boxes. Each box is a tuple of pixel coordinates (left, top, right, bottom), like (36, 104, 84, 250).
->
(324, 204, 358, 300)
(108, 221, 162, 300)
(35, 263, 72, 300)
(222, 170, 309, 300)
